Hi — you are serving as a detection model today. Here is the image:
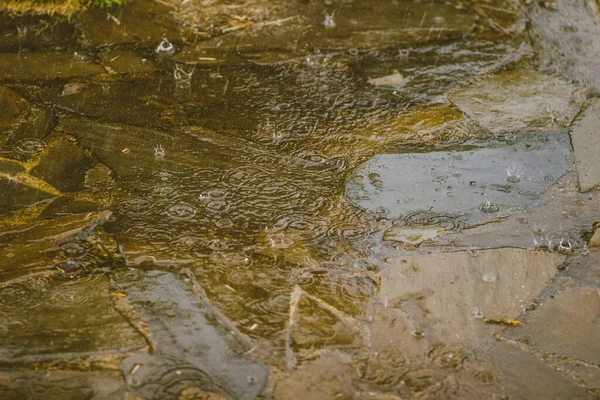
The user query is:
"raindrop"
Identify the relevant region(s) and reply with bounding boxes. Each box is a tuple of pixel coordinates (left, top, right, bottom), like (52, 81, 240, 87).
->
(479, 200, 499, 213)
(16, 138, 46, 155)
(472, 307, 484, 319)
(323, 13, 336, 29)
(155, 37, 175, 56)
(154, 144, 166, 160)
(166, 203, 197, 220)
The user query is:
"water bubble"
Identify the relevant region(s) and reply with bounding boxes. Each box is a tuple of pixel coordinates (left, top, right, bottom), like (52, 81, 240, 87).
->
(156, 37, 175, 56)
(557, 237, 572, 254)
(166, 203, 197, 220)
(482, 273, 497, 283)
(412, 329, 426, 339)
(472, 307, 485, 319)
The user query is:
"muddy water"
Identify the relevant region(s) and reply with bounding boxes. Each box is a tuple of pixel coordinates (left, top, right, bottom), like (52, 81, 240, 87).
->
(1, 0, 599, 399)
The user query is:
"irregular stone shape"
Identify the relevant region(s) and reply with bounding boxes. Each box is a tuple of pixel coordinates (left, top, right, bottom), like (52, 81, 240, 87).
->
(113, 269, 267, 400)
(527, 0, 600, 92)
(0, 53, 104, 81)
(98, 50, 158, 74)
(0, 211, 111, 283)
(0, 370, 125, 400)
(201, 0, 475, 53)
(39, 197, 102, 219)
(379, 249, 563, 350)
(362, 249, 563, 397)
(0, 86, 29, 130)
(448, 70, 580, 133)
(274, 353, 354, 399)
(382, 227, 441, 245)
(29, 139, 95, 193)
(78, 0, 179, 46)
(570, 98, 600, 192)
(0, 176, 55, 217)
(503, 287, 600, 364)
(0, 274, 145, 362)
(346, 132, 569, 226)
(446, 342, 591, 400)
(559, 363, 600, 393)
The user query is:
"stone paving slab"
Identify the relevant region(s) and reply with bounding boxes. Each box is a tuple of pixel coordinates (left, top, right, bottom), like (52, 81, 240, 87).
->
(570, 98, 600, 192)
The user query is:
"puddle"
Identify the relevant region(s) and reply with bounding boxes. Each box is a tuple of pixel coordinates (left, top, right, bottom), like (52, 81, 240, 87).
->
(0, 0, 599, 398)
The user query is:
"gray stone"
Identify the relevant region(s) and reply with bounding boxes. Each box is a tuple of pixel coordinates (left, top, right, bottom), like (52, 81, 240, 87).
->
(29, 139, 95, 193)
(570, 98, 600, 192)
(502, 287, 600, 364)
(448, 70, 581, 133)
(113, 269, 268, 400)
(346, 132, 569, 227)
(0, 53, 105, 81)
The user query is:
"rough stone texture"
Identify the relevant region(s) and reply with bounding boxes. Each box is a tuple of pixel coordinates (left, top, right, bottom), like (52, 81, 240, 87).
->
(0, 274, 145, 362)
(0, 53, 105, 81)
(0, 176, 55, 217)
(570, 98, 600, 192)
(274, 353, 354, 399)
(448, 69, 581, 133)
(503, 287, 600, 364)
(0, 370, 125, 400)
(447, 342, 592, 400)
(527, 0, 600, 91)
(0, 159, 25, 175)
(98, 50, 158, 74)
(29, 140, 95, 193)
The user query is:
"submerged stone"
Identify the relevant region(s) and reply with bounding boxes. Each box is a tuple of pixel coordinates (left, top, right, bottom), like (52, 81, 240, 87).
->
(0, 176, 55, 217)
(0, 159, 25, 175)
(78, 0, 179, 46)
(113, 269, 268, 400)
(570, 98, 600, 192)
(448, 69, 581, 133)
(0, 370, 125, 400)
(98, 50, 158, 74)
(0, 53, 105, 81)
(382, 226, 441, 246)
(346, 132, 569, 227)
(29, 139, 95, 193)
(0, 86, 29, 130)
(0, 211, 111, 283)
(0, 274, 145, 362)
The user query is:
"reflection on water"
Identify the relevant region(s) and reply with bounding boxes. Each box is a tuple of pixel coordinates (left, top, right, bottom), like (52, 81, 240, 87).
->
(1, 0, 599, 398)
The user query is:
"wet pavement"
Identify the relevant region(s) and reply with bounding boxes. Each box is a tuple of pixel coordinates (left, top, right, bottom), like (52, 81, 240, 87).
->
(0, 0, 599, 399)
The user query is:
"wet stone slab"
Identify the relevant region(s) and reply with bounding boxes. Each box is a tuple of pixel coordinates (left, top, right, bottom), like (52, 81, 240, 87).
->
(444, 342, 592, 400)
(346, 131, 569, 227)
(0, 273, 145, 363)
(98, 50, 158, 74)
(0, 176, 55, 217)
(570, 98, 600, 192)
(0, 211, 112, 283)
(360, 248, 564, 398)
(448, 69, 582, 133)
(502, 287, 600, 365)
(29, 139, 96, 193)
(112, 268, 268, 400)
